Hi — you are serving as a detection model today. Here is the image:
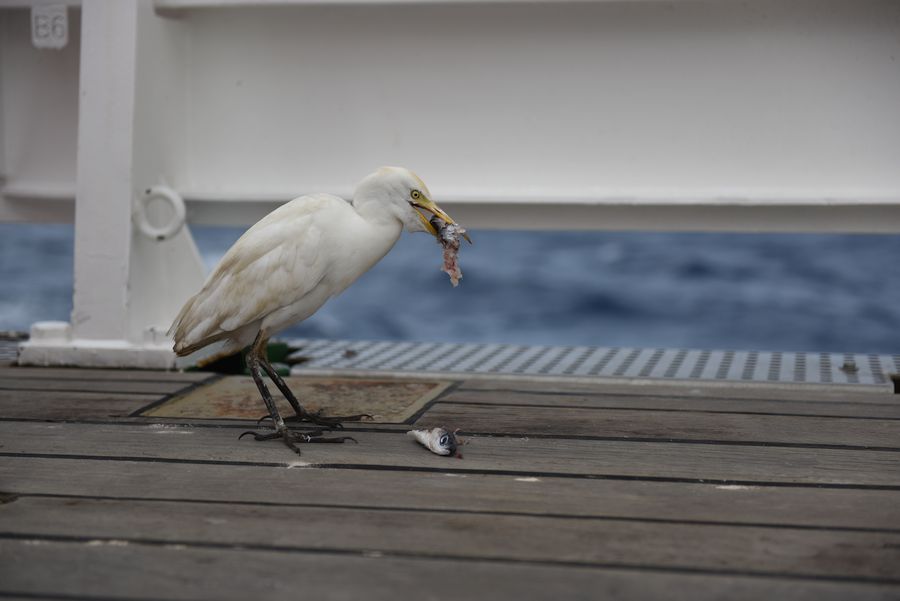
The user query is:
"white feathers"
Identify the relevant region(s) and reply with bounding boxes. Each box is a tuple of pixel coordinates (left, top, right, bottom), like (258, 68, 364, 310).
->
(169, 192, 401, 356)
(168, 167, 464, 361)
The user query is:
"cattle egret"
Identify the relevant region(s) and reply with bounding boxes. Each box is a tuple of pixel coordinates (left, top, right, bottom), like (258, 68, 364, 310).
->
(168, 167, 467, 454)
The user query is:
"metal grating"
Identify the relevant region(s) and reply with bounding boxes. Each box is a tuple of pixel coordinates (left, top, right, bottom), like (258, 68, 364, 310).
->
(287, 338, 900, 388)
(0, 334, 25, 364)
(4, 331, 894, 387)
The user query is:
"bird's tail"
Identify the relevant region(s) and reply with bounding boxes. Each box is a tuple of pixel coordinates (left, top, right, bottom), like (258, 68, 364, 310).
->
(172, 329, 235, 357)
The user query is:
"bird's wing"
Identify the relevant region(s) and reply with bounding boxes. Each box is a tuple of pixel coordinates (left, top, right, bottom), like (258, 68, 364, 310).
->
(170, 194, 348, 353)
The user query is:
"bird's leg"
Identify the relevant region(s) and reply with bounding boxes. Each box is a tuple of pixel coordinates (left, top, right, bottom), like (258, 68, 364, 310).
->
(240, 335, 356, 454)
(256, 356, 373, 429)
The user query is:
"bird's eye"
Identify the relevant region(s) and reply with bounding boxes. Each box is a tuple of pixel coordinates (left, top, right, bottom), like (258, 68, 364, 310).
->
(439, 434, 449, 446)
(410, 190, 421, 201)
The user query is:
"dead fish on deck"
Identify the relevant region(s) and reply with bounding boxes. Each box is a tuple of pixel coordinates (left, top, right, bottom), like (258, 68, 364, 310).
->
(407, 427, 463, 458)
(430, 216, 471, 287)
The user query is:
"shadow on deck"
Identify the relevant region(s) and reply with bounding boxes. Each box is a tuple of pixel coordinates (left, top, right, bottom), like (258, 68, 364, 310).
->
(0, 364, 899, 599)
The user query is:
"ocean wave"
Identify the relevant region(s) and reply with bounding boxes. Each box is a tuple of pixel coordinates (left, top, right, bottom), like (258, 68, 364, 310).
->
(2, 224, 898, 354)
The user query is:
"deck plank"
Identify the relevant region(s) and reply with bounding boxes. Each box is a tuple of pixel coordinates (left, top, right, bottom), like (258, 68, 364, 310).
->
(0, 378, 193, 395)
(1, 421, 898, 486)
(442, 389, 900, 418)
(1, 496, 897, 581)
(0, 390, 159, 419)
(423, 403, 900, 448)
(1, 367, 898, 599)
(457, 379, 896, 403)
(0, 366, 210, 383)
(3, 539, 896, 601)
(3, 457, 899, 530)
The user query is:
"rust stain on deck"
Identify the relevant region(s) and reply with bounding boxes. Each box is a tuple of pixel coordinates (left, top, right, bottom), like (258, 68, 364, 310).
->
(141, 376, 451, 424)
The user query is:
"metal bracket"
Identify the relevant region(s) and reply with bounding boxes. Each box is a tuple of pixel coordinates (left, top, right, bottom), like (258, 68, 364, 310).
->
(135, 186, 186, 241)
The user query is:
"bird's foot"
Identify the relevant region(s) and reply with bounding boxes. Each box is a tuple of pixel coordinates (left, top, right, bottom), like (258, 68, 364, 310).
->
(239, 427, 358, 455)
(257, 410, 373, 430)
(291, 409, 374, 429)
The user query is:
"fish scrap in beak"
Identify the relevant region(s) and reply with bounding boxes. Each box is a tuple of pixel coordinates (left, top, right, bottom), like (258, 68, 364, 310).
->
(410, 196, 472, 243)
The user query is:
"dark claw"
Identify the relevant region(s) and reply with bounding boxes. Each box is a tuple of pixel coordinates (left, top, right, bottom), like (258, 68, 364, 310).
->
(278, 414, 342, 430)
(238, 428, 357, 451)
(278, 411, 374, 430)
(344, 413, 374, 422)
(300, 428, 327, 438)
(313, 417, 344, 430)
(305, 411, 374, 426)
(308, 436, 358, 444)
(239, 429, 285, 442)
(254, 413, 341, 430)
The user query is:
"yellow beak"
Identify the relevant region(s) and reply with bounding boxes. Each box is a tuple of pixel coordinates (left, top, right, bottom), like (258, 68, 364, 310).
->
(412, 197, 472, 243)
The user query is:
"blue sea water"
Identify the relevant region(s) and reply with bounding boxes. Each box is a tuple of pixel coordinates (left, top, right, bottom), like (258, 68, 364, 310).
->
(2, 223, 898, 354)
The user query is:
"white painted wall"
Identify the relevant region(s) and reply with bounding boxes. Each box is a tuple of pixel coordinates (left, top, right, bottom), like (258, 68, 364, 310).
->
(178, 1, 900, 205)
(0, 6, 79, 221)
(2, 0, 900, 231)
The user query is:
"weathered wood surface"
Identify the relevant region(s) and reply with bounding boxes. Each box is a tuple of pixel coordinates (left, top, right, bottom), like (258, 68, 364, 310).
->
(4, 540, 897, 601)
(3, 457, 899, 530)
(424, 403, 900, 447)
(456, 379, 896, 403)
(442, 388, 900, 418)
(3, 421, 899, 486)
(0, 365, 210, 383)
(0, 390, 159, 419)
(2, 496, 898, 580)
(0, 378, 195, 395)
(1, 368, 899, 600)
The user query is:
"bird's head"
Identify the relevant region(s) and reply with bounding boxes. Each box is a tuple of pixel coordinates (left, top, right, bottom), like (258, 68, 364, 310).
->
(354, 166, 464, 237)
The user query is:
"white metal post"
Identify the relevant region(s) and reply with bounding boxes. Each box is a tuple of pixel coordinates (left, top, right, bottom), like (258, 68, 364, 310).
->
(18, 0, 205, 368)
(71, 0, 136, 344)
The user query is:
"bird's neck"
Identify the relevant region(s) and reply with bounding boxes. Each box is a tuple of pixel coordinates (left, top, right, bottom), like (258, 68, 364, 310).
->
(351, 197, 404, 255)
(353, 197, 402, 230)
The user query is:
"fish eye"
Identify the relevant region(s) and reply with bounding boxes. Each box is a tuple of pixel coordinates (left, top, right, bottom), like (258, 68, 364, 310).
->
(439, 434, 449, 446)
(410, 190, 421, 200)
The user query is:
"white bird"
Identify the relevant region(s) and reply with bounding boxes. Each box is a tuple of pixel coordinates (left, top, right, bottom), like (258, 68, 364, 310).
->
(168, 167, 465, 454)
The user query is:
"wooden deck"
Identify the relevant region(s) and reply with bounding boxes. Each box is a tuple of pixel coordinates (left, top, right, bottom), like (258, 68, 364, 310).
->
(1, 365, 899, 600)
